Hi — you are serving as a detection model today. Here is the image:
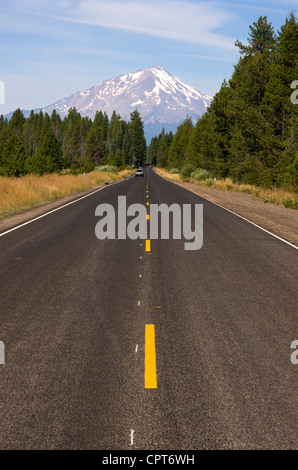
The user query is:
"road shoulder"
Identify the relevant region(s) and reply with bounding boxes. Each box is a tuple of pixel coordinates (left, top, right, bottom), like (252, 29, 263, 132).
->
(155, 172, 298, 248)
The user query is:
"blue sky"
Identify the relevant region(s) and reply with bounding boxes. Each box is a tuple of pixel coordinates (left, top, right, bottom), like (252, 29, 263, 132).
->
(0, 0, 296, 115)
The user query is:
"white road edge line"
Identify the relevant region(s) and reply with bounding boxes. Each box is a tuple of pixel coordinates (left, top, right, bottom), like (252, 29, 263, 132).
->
(0, 175, 134, 238)
(155, 169, 298, 250)
(130, 429, 135, 446)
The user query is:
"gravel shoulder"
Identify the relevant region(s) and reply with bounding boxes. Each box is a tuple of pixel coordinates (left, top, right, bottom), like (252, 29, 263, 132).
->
(161, 177, 298, 248)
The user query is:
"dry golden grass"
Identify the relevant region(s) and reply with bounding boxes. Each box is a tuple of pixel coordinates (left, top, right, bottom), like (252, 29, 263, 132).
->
(198, 177, 298, 208)
(0, 170, 134, 218)
(118, 169, 135, 179)
(157, 168, 298, 209)
(155, 168, 181, 181)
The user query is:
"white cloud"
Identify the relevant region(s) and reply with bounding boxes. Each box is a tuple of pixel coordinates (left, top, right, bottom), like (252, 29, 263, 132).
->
(79, 0, 236, 50)
(214, 0, 291, 14)
(31, 0, 236, 51)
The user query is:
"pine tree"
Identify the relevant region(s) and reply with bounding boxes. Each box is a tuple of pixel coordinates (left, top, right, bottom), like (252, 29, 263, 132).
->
(22, 111, 35, 158)
(50, 110, 63, 140)
(227, 16, 277, 184)
(262, 12, 298, 185)
(148, 136, 158, 166)
(129, 110, 146, 167)
(152, 128, 174, 167)
(28, 130, 63, 175)
(168, 117, 193, 168)
(122, 125, 132, 166)
(85, 116, 107, 165)
(62, 107, 81, 165)
(31, 111, 45, 154)
(189, 80, 233, 177)
(0, 116, 8, 156)
(0, 134, 26, 176)
(108, 110, 124, 155)
(7, 108, 25, 139)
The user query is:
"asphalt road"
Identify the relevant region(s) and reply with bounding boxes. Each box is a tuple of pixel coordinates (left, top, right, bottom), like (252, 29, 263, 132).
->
(0, 167, 297, 450)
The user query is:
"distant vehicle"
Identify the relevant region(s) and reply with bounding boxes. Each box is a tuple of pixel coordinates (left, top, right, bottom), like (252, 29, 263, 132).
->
(135, 168, 144, 177)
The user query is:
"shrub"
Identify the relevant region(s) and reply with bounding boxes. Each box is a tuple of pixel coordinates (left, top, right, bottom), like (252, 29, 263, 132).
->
(190, 168, 210, 181)
(205, 178, 214, 187)
(180, 164, 195, 179)
(96, 165, 117, 173)
(169, 168, 179, 174)
(283, 197, 298, 209)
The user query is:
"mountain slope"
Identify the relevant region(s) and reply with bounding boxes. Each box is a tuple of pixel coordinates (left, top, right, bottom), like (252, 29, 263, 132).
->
(6, 67, 212, 140)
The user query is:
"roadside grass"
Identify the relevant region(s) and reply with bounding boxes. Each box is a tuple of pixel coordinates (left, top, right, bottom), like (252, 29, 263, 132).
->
(155, 168, 298, 210)
(155, 168, 181, 181)
(0, 169, 134, 219)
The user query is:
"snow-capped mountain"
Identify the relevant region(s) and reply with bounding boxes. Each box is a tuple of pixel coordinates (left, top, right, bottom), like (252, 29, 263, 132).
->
(6, 67, 212, 140)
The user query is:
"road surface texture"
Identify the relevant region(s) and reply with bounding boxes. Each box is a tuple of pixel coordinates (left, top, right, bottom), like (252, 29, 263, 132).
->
(0, 167, 297, 450)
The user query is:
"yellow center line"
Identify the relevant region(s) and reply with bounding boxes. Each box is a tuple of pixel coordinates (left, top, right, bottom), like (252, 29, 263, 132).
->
(146, 202, 149, 206)
(147, 214, 150, 220)
(145, 324, 157, 389)
(146, 240, 151, 252)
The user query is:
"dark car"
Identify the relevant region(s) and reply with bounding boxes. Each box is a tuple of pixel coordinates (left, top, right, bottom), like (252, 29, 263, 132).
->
(135, 168, 144, 177)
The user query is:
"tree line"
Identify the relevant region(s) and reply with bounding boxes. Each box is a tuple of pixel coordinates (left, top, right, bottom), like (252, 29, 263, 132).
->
(149, 14, 298, 189)
(0, 107, 146, 176)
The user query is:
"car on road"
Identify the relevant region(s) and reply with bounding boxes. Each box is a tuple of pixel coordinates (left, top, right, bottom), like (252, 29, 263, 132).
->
(135, 168, 144, 177)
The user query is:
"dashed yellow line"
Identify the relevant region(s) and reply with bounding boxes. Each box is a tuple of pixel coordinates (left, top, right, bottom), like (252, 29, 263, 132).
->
(146, 240, 151, 252)
(147, 214, 150, 220)
(145, 324, 157, 389)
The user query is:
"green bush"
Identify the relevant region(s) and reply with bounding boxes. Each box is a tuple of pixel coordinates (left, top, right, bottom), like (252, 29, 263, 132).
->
(169, 168, 179, 174)
(180, 164, 196, 179)
(283, 197, 298, 209)
(205, 178, 214, 187)
(190, 168, 210, 180)
(96, 165, 117, 173)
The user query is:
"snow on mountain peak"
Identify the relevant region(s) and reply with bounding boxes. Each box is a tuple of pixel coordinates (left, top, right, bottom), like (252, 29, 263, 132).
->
(10, 67, 212, 141)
